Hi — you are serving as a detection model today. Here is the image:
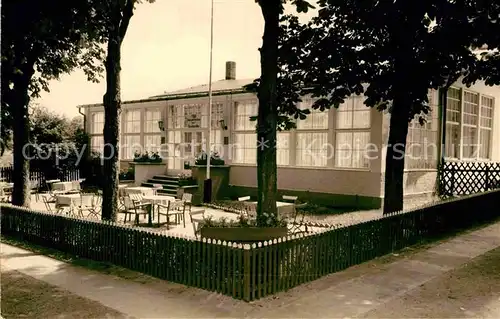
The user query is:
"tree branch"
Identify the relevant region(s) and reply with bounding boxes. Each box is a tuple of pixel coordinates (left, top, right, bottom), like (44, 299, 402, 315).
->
(118, 0, 135, 41)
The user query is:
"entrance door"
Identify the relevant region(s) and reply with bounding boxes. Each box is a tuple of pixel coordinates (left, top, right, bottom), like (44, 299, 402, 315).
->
(184, 131, 205, 163)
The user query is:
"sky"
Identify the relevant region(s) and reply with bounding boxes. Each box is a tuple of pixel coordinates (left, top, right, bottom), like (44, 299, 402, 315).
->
(36, 0, 315, 119)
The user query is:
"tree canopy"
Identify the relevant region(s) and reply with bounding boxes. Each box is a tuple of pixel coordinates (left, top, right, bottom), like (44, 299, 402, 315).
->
(270, 0, 498, 212)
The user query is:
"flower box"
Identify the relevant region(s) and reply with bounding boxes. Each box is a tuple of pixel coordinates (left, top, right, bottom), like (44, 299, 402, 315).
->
(200, 227, 288, 242)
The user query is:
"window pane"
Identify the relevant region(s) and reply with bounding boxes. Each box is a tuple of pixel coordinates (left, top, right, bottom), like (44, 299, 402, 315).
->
(479, 129, 491, 159)
(122, 135, 141, 159)
(335, 131, 370, 168)
(296, 132, 328, 167)
(337, 97, 370, 130)
(145, 135, 162, 153)
(91, 112, 104, 134)
(232, 133, 256, 164)
(462, 126, 478, 159)
(125, 110, 141, 133)
(445, 123, 460, 159)
(145, 109, 161, 133)
(91, 136, 104, 154)
(297, 98, 329, 130)
(277, 132, 290, 166)
(235, 101, 257, 131)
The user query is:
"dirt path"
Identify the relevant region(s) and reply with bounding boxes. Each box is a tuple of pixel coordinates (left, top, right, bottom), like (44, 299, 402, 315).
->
(1, 270, 132, 319)
(359, 247, 500, 318)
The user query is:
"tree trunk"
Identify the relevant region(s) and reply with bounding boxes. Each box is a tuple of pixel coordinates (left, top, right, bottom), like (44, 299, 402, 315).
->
(383, 94, 410, 214)
(256, 0, 280, 227)
(101, 36, 122, 221)
(11, 68, 34, 207)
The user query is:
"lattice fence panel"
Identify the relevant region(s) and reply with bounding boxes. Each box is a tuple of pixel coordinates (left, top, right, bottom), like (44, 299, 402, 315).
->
(439, 161, 500, 197)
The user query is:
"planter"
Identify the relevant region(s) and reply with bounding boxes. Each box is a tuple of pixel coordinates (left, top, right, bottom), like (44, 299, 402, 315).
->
(192, 165, 230, 201)
(200, 227, 288, 242)
(130, 162, 166, 186)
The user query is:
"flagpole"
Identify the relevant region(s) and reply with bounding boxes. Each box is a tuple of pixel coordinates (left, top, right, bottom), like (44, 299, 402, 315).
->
(204, 0, 214, 203)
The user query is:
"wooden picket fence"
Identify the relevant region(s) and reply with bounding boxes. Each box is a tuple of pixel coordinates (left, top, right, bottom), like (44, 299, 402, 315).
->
(438, 161, 500, 197)
(0, 166, 80, 188)
(2, 189, 499, 301)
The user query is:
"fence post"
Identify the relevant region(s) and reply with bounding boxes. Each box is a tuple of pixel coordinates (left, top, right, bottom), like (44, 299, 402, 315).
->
(485, 165, 490, 191)
(450, 165, 455, 196)
(243, 245, 251, 301)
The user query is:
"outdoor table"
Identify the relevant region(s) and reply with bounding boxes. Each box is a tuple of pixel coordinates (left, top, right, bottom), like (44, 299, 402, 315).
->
(52, 181, 75, 192)
(56, 194, 92, 207)
(142, 195, 180, 225)
(124, 187, 154, 196)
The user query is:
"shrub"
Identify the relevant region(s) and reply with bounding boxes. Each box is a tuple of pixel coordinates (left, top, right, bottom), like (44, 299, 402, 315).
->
(178, 172, 196, 187)
(119, 167, 135, 180)
(133, 151, 162, 163)
(194, 151, 225, 166)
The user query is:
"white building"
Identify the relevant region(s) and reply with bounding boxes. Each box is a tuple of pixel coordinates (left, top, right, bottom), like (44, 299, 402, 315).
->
(78, 62, 500, 208)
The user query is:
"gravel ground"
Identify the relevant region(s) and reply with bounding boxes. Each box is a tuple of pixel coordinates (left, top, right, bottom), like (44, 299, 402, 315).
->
(303, 196, 441, 227)
(1, 270, 132, 319)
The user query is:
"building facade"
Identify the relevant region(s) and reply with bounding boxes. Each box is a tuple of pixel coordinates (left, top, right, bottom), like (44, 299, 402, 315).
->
(79, 62, 500, 209)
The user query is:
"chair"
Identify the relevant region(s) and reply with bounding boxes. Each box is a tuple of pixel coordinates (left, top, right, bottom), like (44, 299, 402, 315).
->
(42, 195, 55, 214)
(283, 195, 308, 234)
(76, 192, 97, 218)
(189, 209, 206, 238)
(181, 193, 193, 213)
(157, 200, 185, 228)
(123, 193, 150, 225)
(30, 180, 40, 202)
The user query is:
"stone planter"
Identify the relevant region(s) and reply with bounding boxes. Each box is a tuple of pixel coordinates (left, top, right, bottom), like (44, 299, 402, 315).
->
(130, 162, 166, 186)
(191, 165, 230, 202)
(200, 227, 288, 243)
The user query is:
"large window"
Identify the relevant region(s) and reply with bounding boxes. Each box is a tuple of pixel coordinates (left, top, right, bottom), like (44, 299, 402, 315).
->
(233, 101, 258, 164)
(122, 135, 141, 160)
(145, 135, 162, 153)
(295, 98, 329, 167)
(233, 133, 256, 164)
(211, 103, 224, 129)
(462, 91, 479, 159)
(91, 112, 104, 134)
(167, 131, 182, 169)
(335, 97, 371, 168)
(276, 132, 290, 166)
(335, 132, 370, 168)
(168, 105, 183, 129)
(234, 101, 258, 131)
(296, 132, 328, 167)
(296, 99, 328, 130)
(145, 109, 161, 133)
(445, 87, 461, 159)
(124, 110, 141, 133)
(91, 136, 104, 154)
(445, 87, 495, 161)
(406, 90, 439, 169)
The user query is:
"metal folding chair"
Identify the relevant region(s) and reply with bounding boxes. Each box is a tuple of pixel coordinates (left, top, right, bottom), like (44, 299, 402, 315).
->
(283, 195, 308, 234)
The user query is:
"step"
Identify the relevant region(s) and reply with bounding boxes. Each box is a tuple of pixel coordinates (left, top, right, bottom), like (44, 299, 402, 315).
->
(141, 182, 177, 190)
(152, 175, 179, 182)
(146, 179, 179, 187)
